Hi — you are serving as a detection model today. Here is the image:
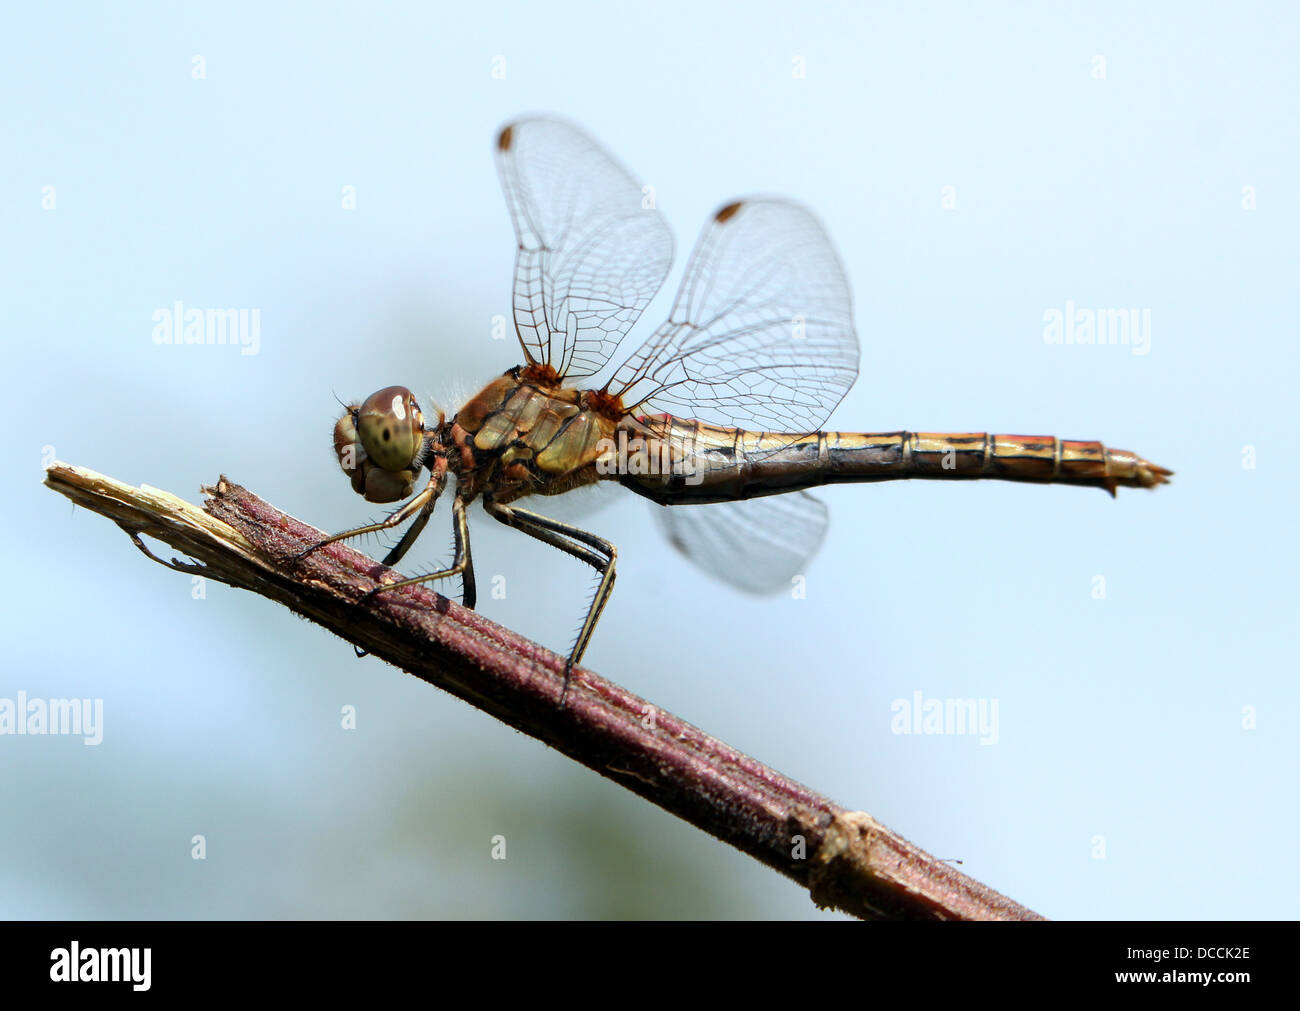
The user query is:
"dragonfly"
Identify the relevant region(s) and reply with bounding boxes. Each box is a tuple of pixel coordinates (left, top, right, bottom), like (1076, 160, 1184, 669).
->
(304, 116, 1170, 685)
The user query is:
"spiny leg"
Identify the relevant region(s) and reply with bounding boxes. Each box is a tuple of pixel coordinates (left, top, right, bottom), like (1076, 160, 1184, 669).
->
(345, 488, 473, 662)
(484, 499, 617, 701)
(364, 493, 476, 605)
(328, 493, 443, 659)
(293, 469, 443, 564)
(380, 494, 435, 568)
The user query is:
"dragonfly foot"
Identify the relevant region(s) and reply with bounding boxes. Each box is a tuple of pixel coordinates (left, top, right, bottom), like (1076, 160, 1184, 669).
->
(558, 659, 574, 709)
(290, 541, 326, 564)
(122, 526, 207, 575)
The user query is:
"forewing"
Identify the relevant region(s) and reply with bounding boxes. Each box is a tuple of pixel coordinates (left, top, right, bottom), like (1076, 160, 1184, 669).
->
(611, 199, 859, 432)
(496, 117, 674, 379)
(653, 492, 830, 595)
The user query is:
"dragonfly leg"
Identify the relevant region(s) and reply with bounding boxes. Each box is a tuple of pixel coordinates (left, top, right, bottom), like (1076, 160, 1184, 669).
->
(362, 493, 475, 606)
(121, 525, 207, 576)
(483, 499, 616, 702)
(380, 495, 434, 568)
(293, 469, 443, 563)
(377, 490, 476, 608)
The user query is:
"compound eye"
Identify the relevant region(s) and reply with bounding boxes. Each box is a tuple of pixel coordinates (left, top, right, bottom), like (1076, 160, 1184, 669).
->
(356, 386, 424, 471)
(332, 408, 368, 495)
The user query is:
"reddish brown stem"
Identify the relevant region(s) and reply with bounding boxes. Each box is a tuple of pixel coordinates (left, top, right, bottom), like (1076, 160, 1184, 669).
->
(43, 461, 1044, 921)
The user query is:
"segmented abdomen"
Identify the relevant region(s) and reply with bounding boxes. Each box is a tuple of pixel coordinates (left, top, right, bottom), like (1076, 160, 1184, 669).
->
(616, 418, 1171, 504)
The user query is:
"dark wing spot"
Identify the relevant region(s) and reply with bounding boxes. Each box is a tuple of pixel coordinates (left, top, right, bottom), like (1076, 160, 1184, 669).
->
(715, 201, 743, 223)
(498, 125, 514, 151)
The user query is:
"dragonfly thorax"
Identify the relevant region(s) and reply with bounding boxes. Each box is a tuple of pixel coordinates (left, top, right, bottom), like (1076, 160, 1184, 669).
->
(445, 367, 623, 505)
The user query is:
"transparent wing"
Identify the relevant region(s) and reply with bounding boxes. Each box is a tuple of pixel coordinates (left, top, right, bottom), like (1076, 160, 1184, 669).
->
(610, 199, 859, 433)
(495, 117, 674, 379)
(653, 492, 830, 595)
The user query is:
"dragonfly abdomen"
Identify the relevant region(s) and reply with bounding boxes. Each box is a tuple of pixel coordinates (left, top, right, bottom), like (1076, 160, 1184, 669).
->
(826, 432, 1173, 496)
(619, 419, 1170, 503)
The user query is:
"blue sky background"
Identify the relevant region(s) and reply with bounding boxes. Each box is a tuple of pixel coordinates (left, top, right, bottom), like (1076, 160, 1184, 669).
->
(2, 1, 1296, 919)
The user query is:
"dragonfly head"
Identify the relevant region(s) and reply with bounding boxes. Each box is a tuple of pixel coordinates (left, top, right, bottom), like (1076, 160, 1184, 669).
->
(332, 386, 432, 503)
